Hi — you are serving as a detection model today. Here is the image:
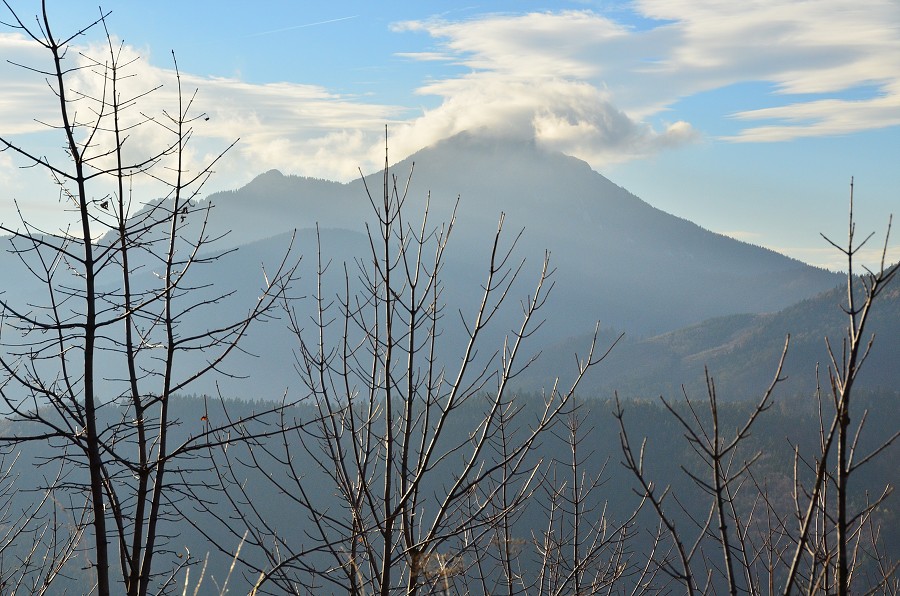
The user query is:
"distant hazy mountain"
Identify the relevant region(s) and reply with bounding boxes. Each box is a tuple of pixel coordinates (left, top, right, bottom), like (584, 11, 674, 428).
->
(0, 131, 847, 400)
(201, 132, 841, 334)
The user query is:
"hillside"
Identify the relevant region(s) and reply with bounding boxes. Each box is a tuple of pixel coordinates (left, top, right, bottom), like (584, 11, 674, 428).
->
(520, 280, 900, 401)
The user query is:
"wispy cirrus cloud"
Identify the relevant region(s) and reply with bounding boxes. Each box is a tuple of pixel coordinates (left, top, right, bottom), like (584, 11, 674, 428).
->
(725, 91, 900, 142)
(246, 15, 359, 38)
(635, 0, 900, 141)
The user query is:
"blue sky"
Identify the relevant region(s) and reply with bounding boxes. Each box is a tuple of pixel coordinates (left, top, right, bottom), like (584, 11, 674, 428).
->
(1, 0, 898, 269)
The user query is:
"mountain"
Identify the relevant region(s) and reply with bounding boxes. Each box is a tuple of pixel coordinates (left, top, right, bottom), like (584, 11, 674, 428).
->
(519, 281, 900, 401)
(0, 132, 847, 401)
(154, 131, 846, 399)
(201, 132, 841, 334)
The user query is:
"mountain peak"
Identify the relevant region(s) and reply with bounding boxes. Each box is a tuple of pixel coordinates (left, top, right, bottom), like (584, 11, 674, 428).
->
(435, 129, 539, 149)
(251, 169, 285, 183)
(233, 169, 293, 197)
(405, 130, 547, 164)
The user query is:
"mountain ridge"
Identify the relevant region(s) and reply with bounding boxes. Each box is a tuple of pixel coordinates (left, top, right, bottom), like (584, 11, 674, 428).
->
(517, 278, 900, 401)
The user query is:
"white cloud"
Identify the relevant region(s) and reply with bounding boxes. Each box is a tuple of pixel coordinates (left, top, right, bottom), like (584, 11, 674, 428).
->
(393, 11, 630, 80)
(394, 52, 451, 62)
(391, 2, 900, 159)
(0, 33, 62, 135)
(389, 11, 698, 165)
(174, 75, 401, 181)
(632, 0, 900, 140)
(1, 31, 405, 205)
(3, 1, 899, 202)
(724, 92, 900, 142)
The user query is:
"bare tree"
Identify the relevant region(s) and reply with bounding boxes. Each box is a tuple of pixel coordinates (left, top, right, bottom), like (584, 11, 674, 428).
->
(614, 179, 898, 595)
(615, 349, 788, 595)
(0, 445, 87, 594)
(0, 4, 297, 595)
(502, 398, 643, 596)
(187, 135, 617, 595)
(781, 179, 899, 596)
